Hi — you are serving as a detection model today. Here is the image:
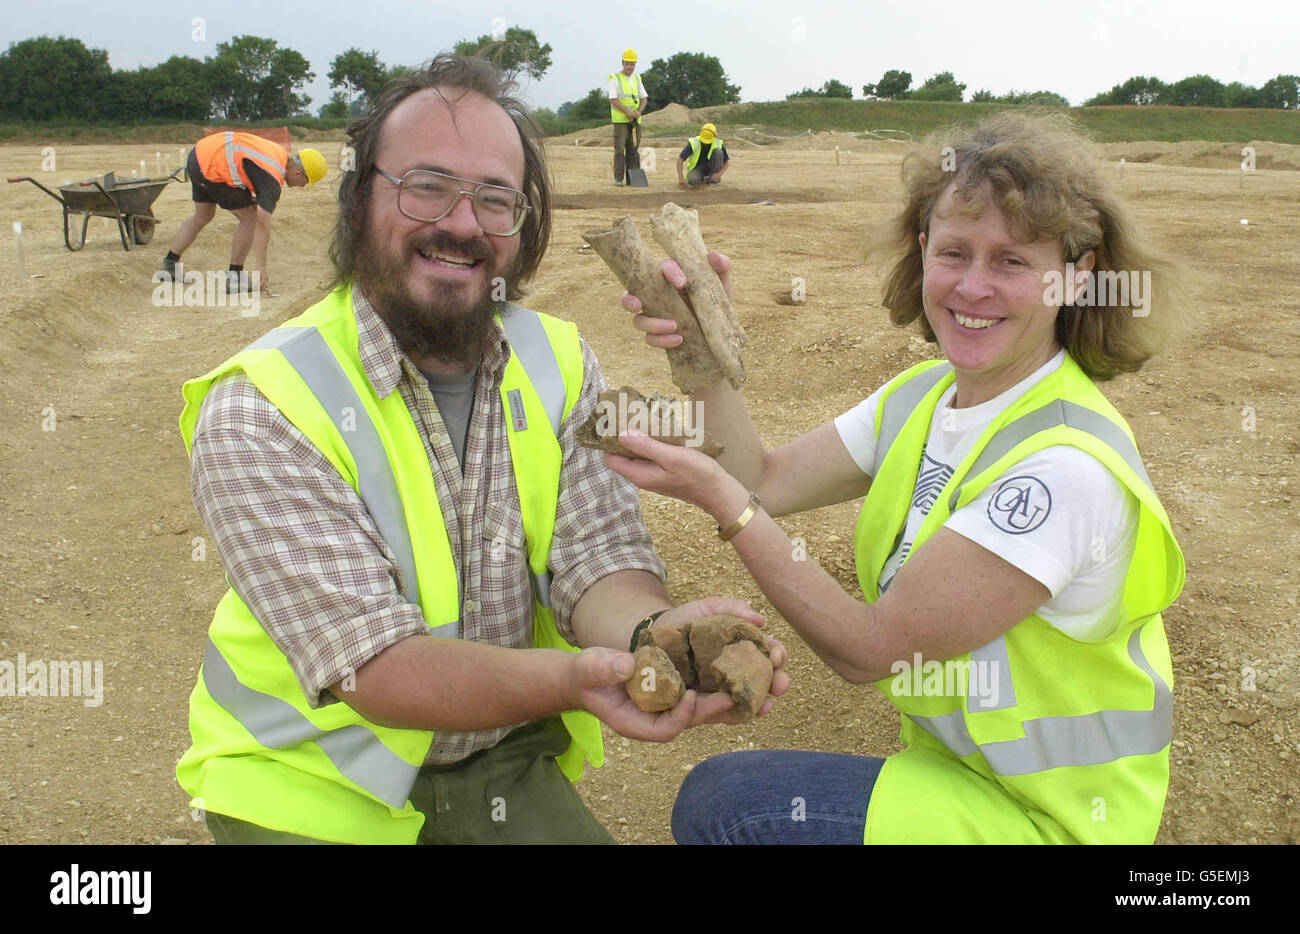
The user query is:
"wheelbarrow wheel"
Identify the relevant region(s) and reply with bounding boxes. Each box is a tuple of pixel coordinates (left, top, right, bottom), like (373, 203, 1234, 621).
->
(132, 210, 156, 245)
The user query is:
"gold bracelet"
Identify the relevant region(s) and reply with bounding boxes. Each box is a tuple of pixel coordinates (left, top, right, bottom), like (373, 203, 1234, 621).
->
(716, 491, 762, 542)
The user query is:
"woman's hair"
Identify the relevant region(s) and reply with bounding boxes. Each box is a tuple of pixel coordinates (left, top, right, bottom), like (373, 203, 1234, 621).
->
(327, 54, 551, 300)
(880, 110, 1188, 380)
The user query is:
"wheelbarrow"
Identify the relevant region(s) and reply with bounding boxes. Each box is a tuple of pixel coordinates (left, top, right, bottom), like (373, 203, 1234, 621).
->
(7, 168, 182, 252)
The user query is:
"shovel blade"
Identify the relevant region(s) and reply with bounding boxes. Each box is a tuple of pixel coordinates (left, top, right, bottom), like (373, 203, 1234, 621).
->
(626, 168, 650, 188)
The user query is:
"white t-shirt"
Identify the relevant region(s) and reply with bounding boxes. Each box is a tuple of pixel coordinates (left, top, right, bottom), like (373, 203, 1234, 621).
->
(608, 73, 648, 102)
(833, 351, 1139, 642)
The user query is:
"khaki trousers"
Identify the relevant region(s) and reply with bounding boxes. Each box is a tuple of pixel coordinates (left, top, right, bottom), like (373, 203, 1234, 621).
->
(205, 717, 615, 845)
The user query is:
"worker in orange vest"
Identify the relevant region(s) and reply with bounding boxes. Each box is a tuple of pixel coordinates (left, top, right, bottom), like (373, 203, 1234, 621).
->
(162, 132, 327, 293)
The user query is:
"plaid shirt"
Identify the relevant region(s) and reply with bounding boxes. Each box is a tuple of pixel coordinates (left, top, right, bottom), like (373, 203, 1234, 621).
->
(189, 288, 665, 763)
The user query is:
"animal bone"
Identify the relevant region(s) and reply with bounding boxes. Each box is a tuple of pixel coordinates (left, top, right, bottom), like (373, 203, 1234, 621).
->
(583, 206, 746, 393)
(577, 387, 724, 458)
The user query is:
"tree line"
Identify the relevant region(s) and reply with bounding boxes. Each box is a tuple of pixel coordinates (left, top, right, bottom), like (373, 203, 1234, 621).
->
(2, 32, 1296, 126)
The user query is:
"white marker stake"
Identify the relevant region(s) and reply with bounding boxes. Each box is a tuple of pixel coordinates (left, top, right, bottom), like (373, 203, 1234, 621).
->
(140, 160, 147, 177)
(156, 151, 162, 174)
(1119, 157, 1125, 180)
(835, 145, 840, 166)
(14, 221, 26, 280)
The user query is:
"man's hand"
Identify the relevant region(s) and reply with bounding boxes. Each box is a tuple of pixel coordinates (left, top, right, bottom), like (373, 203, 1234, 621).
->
(569, 647, 710, 741)
(710, 173, 721, 183)
(258, 271, 271, 293)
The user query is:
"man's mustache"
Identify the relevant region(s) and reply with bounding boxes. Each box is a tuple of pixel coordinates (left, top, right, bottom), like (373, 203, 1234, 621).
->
(409, 231, 494, 264)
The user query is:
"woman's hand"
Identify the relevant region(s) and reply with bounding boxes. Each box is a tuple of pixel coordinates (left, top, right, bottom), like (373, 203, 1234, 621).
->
(621, 250, 732, 351)
(604, 429, 745, 519)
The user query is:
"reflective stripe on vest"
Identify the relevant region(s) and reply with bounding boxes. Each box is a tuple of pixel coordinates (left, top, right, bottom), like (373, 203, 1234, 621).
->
(499, 304, 567, 608)
(241, 325, 437, 628)
(239, 306, 569, 616)
(908, 627, 1172, 776)
(221, 131, 285, 189)
(946, 398, 1155, 511)
(202, 639, 416, 808)
(609, 73, 642, 122)
(500, 305, 566, 435)
(876, 362, 951, 465)
(685, 137, 724, 173)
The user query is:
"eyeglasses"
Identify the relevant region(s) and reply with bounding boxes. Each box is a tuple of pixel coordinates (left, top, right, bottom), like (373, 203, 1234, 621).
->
(373, 167, 531, 236)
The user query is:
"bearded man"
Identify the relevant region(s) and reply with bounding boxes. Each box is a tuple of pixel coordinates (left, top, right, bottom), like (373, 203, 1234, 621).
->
(173, 55, 785, 845)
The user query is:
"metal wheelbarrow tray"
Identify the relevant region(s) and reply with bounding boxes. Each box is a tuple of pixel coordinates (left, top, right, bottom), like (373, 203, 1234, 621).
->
(7, 168, 181, 252)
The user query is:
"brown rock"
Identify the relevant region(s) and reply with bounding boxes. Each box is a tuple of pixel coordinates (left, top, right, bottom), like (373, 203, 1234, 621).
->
(1218, 708, 1260, 727)
(635, 620, 696, 686)
(710, 641, 774, 721)
(577, 387, 724, 458)
(625, 646, 686, 712)
(687, 615, 768, 693)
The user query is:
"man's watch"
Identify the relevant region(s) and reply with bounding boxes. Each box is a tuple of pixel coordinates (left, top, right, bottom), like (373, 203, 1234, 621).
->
(629, 609, 669, 652)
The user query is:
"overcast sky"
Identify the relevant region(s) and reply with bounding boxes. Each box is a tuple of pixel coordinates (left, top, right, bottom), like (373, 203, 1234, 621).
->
(5, 0, 1297, 111)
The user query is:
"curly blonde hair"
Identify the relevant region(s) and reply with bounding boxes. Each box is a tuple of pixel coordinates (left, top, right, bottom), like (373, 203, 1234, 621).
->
(880, 110, 1187, 380)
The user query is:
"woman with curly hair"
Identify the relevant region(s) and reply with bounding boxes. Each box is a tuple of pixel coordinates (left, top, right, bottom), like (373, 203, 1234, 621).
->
(608, 111, 1188, 844)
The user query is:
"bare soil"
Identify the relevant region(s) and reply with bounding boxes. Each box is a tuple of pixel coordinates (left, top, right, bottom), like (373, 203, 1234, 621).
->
(1, 137, 1296, 844)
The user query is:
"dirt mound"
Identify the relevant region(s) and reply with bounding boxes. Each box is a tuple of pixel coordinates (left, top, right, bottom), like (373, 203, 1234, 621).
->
(642, 102, 696, 126)
(1098, 139, 1300, 171)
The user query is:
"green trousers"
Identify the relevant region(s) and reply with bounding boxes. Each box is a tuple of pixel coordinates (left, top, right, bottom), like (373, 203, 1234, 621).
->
(205, 717, 615, 845)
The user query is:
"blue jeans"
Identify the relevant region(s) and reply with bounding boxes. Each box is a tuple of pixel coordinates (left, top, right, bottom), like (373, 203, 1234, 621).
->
(672, 750, 886, 844)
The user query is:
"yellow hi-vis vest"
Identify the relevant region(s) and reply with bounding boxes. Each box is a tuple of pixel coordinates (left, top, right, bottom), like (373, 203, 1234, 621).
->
(855, 354, 1185, 844)
(684, 136, 724, 174)
(609, 72, 643, 123)
(175, 283, 604, 844)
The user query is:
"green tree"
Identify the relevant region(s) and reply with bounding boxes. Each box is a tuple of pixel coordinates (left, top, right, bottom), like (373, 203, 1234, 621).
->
(1223, 81, 1261, 108)
(973, 88, 1069, 106)
(787, 79, 854, 100)
(0, 36, 114, 120)
(568, 88, 609, 122)
(639, 52, 740, 110)
(1164, 74, 1225, 107)
(319, 91, 351, 119)
(209, 35, 314, 119)
(910, 71, 965, 102)
(863, 69, 911, 100)
(1259, 74, 1300, 109)
(1088, 76, 1165, 106)
(453, 26, 552, 83)
(329, 48, 386, 108)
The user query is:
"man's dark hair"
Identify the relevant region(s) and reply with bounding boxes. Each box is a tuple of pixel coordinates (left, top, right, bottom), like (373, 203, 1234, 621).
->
(328, 54, 551, 301)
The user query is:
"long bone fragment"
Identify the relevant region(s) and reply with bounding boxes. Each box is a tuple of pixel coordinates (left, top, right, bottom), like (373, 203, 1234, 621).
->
(648, 203, 746, 388)
(582, 208, 745, 393)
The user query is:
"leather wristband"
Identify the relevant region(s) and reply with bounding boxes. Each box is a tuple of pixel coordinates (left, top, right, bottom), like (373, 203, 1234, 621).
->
(629, 609, 669, 653)
(717, 491, 762, 542)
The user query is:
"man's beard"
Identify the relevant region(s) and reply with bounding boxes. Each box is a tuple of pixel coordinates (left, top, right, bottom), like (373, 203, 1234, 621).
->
(354, 228, 506, 368)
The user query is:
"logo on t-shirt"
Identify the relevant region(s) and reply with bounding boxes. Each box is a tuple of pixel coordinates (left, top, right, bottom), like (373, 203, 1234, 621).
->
(912, 450, 953, 514)
(987, 476, 1052, 534)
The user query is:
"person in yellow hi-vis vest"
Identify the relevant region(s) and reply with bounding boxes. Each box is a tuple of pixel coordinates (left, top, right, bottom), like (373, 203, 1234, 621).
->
(677, 123, 730, 188)
(175, 54, 787, 845)
(608, 48, 649, 185)
(609, 111, 1189, 844)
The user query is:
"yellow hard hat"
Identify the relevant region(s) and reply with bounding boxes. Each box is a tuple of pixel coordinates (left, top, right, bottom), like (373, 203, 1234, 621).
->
(622, 48, 638, 63)
(699, 123, 717, 143)
(297, 148, 327, 186)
